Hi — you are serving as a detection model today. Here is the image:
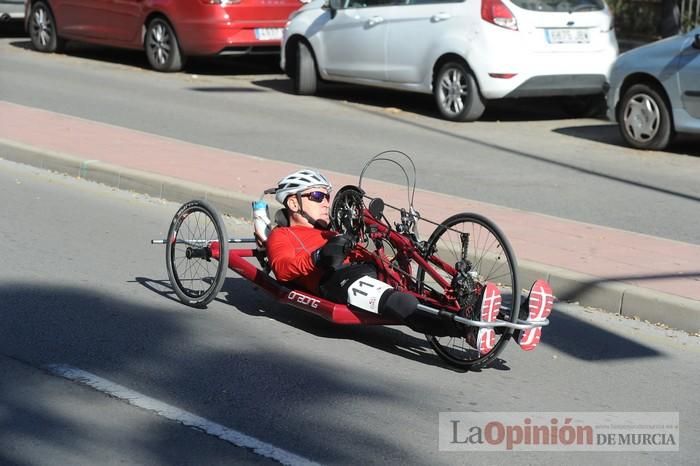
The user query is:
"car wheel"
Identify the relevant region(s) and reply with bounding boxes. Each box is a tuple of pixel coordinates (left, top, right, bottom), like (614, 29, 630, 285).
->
(294, 41, 317, 95)
(145, 18, 184, 72)
(434, 61, 485, 122)
(618, 83, 673, 150)
(28, 1, 65, 53)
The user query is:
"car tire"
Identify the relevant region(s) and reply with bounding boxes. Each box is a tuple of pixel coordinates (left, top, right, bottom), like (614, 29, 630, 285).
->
(145, 18, 184, 72)
(617, 83, 673, 150)
(434, 61, 485, 122)
(294, 41, 317, 95)
(28, 1, 65, 53)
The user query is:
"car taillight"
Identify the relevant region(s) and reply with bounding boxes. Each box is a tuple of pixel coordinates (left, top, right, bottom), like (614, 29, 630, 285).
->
(481, 0, 518, 31)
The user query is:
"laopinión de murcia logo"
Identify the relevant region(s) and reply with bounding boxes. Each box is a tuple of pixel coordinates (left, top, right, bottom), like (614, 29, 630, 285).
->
(439, 412, 679, 452)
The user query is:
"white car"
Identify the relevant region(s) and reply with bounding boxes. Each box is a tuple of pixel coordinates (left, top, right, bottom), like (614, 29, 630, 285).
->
(281, 0, 618, 121)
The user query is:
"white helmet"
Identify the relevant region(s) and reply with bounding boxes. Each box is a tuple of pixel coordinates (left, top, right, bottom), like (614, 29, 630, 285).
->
(275, 169, 332, 205)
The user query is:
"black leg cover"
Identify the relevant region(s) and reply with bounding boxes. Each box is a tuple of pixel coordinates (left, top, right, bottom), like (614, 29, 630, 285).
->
(380, 290, 463, 337)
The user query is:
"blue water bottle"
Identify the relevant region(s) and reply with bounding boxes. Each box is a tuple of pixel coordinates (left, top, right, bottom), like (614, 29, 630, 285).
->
(252, 200, 272, 241)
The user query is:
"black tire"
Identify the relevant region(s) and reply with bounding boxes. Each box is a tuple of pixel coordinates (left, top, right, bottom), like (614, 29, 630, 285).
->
(145, 17, 185, 72)
(433, 61, 485, 122)
(166, 200, 228, 308)
(330, 185, 366, 245)
(417, 213, 519, 370)
(617, 83, 674, 150)
(28, 1, 65, 53)
(294, 41, 317, 95)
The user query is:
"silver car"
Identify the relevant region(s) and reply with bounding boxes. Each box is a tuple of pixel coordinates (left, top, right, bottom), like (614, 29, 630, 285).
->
(607, 26, 700, 150)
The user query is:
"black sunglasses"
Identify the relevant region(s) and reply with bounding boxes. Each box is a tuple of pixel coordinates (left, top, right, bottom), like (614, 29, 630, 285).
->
(299, 191, 330, 203)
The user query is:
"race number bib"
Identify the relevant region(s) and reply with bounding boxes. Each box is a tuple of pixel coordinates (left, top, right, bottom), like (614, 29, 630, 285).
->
(347, 276, 393, 314)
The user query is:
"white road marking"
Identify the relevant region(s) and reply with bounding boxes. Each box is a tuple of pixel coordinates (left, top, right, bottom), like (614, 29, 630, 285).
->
(45, 364, 319, 466)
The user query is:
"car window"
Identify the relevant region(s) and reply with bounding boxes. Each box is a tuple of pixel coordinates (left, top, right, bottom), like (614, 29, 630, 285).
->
(510, 0, 606, 12)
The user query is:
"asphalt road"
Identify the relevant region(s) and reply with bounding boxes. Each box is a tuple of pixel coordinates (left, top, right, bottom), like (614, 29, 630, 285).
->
(0, 30, 699, 245)
(1, 158, 698, 465)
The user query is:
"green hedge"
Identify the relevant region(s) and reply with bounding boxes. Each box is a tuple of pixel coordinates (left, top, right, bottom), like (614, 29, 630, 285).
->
(609, 0, 699, 41)
(608, 0, 664, 40)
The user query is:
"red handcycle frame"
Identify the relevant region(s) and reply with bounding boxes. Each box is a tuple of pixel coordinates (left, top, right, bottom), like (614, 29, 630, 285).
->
(213, 243, 398, 326)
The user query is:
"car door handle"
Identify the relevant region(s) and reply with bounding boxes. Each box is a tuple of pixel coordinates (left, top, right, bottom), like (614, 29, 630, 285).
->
(366, 16, 384, 27)
(431, 12, 451, 22)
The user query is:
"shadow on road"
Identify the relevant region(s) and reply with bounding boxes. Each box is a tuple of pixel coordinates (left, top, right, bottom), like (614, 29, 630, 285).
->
(545, 311, 661, 361)
(134, 275, 470, 372)
(255, 77, 443, 120)
(134, 274, 662, 365)
(254, 78, 608, 122)
(187, 86, 267, 93)
(554, 125, 700, 157)
(7, 39, 283, 76)
(0, 282, 417, 464)
(0, 279, 668, 461)
(132, 276, 182, 305)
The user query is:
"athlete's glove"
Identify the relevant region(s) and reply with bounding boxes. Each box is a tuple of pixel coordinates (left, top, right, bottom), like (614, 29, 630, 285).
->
(313, 234, 352, 270)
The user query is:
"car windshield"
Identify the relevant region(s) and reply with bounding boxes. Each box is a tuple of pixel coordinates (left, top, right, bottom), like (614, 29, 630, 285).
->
(510, 0, 606, 12)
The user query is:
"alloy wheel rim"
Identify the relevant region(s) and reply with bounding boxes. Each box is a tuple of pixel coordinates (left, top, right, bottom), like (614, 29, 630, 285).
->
(148, 22, 171, 65)
(439, 68, 467, 116)
(623, 93, 660, 142)
(32, 7, 52, 47)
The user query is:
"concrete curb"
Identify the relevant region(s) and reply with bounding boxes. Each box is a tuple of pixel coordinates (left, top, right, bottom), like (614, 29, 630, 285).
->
(519, 260, 700, 332)
(1, 139, 257, 217)
(2, 139, 698, 333)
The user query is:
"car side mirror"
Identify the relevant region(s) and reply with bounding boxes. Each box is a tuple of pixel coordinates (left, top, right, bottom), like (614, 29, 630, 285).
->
(694, 34, 700, 50)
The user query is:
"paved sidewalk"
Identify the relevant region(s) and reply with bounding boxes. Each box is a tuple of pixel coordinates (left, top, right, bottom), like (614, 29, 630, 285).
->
(1, 101, 698, 332)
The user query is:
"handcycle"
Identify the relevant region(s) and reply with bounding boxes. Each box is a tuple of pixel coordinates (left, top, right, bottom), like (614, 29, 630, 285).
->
(152, 151, 551, 370)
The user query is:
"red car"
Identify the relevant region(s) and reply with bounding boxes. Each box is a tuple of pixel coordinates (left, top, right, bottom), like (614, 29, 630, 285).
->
(25, 0, 305, 72)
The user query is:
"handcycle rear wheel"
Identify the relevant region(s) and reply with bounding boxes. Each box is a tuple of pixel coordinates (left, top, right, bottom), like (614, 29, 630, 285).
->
(417, 212, 519, 370)
(166, 200, 228, 308)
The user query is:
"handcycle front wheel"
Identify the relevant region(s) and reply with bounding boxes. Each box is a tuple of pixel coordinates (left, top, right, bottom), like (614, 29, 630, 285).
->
(330, 185, 366, 245)
(166, 200, 228, 308)
(417, 212, 519, 370)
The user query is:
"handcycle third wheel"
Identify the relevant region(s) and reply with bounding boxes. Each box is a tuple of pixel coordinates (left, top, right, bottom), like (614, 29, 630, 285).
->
(417, 212, 519, 370)
(166, 200, 228, 308)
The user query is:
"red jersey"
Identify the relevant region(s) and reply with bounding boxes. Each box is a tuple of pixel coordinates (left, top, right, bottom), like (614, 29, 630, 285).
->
(266, 226, 338, 294)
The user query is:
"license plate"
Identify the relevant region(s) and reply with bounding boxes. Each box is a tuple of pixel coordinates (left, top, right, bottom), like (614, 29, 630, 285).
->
(255, 28, 283, 41)
(545, 28, 590, 44)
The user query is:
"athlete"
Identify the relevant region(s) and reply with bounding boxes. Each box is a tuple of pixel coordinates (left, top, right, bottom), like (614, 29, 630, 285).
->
(266, 169, 552, 353)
